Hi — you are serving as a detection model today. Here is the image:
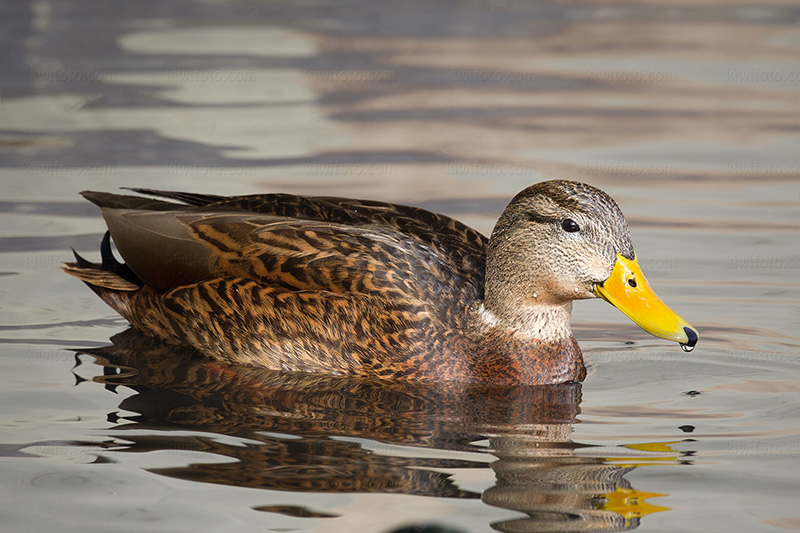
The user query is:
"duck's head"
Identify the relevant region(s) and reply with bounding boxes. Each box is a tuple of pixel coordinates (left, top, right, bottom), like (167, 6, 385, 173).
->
(485, 180, 698, 350)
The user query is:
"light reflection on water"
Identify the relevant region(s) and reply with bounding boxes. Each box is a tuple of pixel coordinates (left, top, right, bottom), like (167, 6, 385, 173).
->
(1, 0, 799, 532)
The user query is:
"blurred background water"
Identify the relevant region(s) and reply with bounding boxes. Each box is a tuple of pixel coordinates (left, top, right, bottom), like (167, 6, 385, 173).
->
(1, 1, 798, 532)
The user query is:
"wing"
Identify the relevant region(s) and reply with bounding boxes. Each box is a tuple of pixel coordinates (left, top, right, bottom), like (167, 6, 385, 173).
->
(96, 203, 482, 308)
(128, 188, 488, 298)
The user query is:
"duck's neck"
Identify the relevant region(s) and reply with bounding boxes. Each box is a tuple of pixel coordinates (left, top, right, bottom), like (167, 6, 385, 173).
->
(468, 302, 585, 385)
(478, 300, 574, 342)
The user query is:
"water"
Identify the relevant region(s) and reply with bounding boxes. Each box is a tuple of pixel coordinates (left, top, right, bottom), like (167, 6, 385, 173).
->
(1, 1, 799, 532)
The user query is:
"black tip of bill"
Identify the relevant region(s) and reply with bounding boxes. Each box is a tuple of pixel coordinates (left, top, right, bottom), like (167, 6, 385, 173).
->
(683, 327, 698, 348)
(680, 327, 699, 352)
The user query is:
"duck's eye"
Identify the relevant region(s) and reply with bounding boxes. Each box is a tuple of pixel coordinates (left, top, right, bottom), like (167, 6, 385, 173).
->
(561, 218, 580, 233)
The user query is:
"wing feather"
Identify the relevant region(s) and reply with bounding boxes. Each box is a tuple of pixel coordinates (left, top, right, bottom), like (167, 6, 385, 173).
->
(83, 190, 486, 305)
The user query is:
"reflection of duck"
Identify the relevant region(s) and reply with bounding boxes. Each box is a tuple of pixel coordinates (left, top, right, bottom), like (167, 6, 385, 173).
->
(484, 436, 672, 532)
(88, 330, 582, 442)
(73, 330, 683, 532)
(64, 180, 697, 384)
(80, 329, 581, 500)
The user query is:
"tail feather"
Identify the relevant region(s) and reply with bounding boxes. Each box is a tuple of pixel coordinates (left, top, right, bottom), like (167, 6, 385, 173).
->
(62, 232, 141, 291)
(71, 247, 95, 269)
(80, 190, 180, 211)
(100, 231, 142, 286)
(123, 187, 225, 207)
(62, 262, 140, 291)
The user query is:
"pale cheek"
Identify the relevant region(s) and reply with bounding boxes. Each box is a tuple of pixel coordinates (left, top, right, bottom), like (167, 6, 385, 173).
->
(585, 254, 613, 283)
(548, 273, 593, 301)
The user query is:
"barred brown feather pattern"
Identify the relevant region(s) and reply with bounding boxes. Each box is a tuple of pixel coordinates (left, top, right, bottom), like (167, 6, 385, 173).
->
(185, 218, 477, 314)
(63, 184, 606, 385)
(95, 278, 583, 384)
(139, 190, 487, 299)
(109, 279, 456, 378)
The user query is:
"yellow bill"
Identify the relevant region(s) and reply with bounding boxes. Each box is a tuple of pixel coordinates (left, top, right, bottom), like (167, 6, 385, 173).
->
(594, 254, 698, 351)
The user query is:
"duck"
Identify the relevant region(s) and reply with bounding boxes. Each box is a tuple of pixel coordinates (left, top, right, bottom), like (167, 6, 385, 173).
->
(63, 180, 698, 385)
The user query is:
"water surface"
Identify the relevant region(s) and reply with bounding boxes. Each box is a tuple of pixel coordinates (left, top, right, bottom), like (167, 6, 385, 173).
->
(1, 1, 798, 532)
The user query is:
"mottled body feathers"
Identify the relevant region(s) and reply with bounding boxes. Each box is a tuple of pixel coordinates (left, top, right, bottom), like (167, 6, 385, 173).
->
(63, 183, 617, 385)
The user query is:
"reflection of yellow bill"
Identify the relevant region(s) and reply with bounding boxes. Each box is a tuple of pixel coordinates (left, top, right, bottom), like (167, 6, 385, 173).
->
(598, 487, 670, 519)
(594, 254, 698, 348)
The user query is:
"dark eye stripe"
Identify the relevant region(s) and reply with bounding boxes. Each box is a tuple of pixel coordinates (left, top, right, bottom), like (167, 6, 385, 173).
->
(527, 212, 559, 224)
